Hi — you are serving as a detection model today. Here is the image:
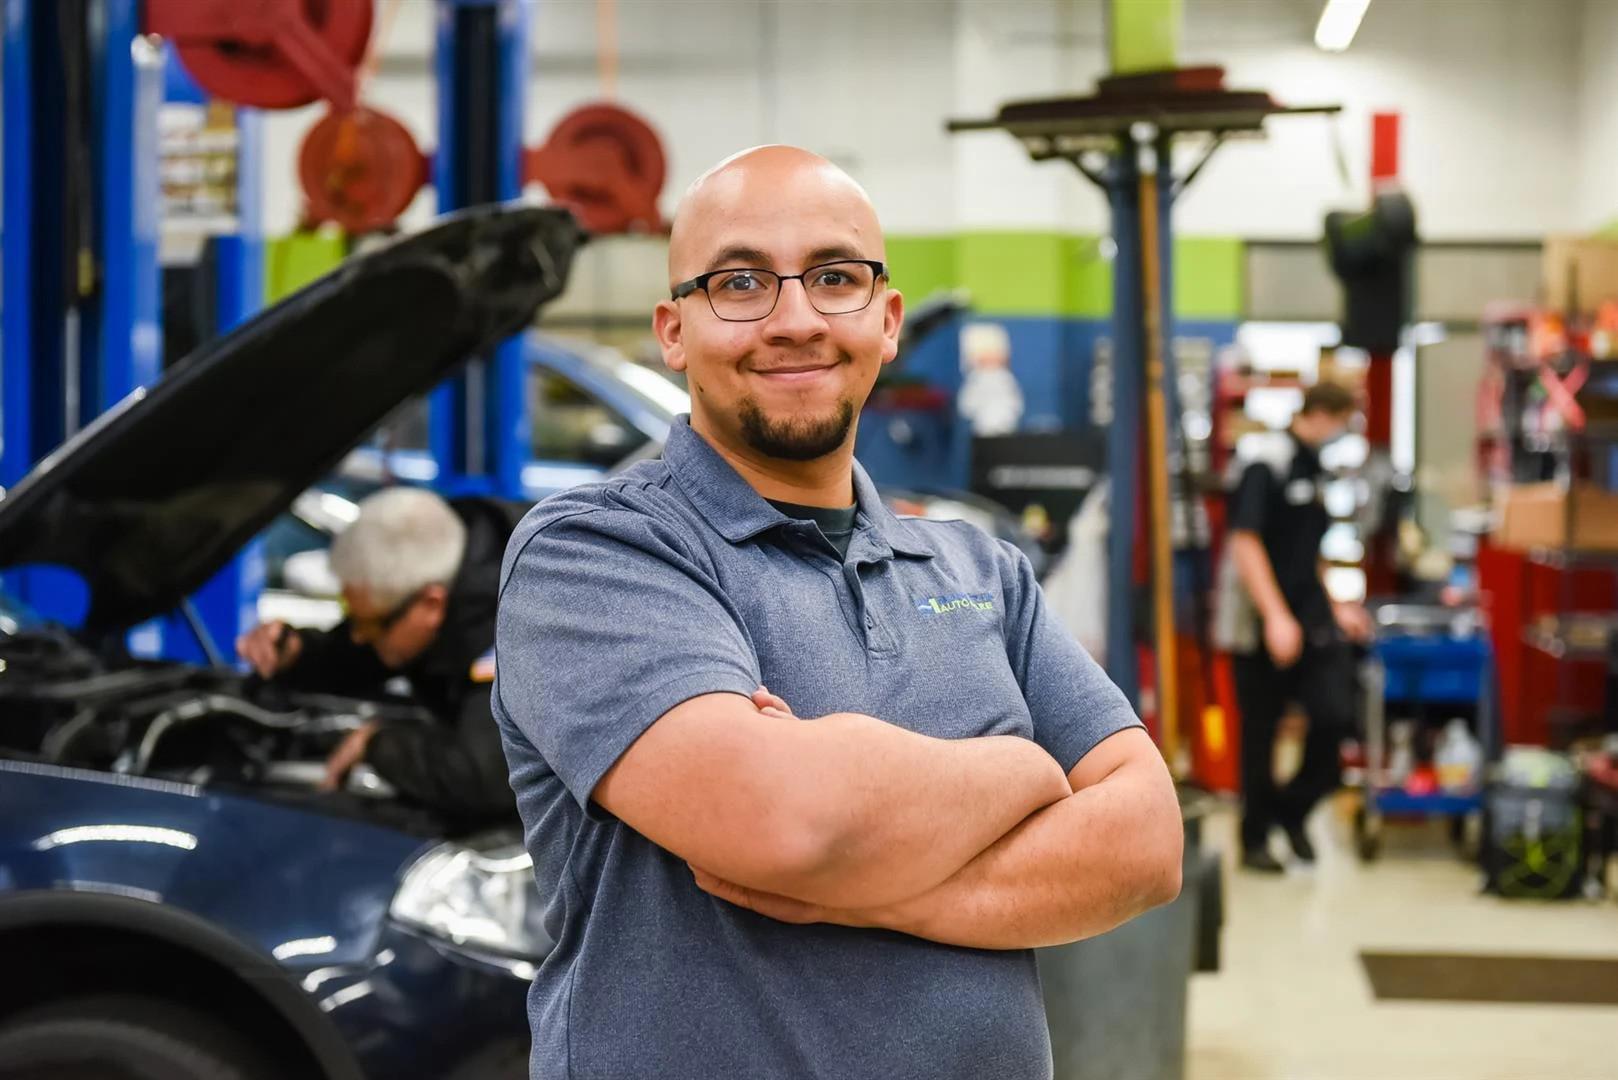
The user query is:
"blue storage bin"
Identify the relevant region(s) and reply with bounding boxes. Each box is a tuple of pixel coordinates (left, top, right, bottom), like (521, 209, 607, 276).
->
(1375, 634, 1489, 706)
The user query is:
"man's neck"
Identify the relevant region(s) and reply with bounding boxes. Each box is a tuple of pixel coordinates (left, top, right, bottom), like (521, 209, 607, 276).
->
(690, 414, 856, 508)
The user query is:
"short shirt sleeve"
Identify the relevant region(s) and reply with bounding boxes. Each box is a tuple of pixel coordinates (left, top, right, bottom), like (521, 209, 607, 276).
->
(1228, 460, 1274, 535)
(999, 541, 1143, 775)
(495, 506, 761, 817)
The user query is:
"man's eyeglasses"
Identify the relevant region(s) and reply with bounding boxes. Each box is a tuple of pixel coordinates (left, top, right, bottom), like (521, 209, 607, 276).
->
(671, 259, 887, 323)
(342, 587, 424, 641)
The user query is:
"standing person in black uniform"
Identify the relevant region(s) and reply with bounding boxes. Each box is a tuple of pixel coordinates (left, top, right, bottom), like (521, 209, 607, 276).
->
(237, 487, 523, 827)
(1223, 382, 1373, 872)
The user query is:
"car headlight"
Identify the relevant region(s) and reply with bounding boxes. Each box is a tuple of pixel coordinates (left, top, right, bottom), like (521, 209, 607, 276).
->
(390, 840, 554, 960)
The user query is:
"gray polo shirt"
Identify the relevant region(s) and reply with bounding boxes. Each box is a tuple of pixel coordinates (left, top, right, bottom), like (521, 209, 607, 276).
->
(493, 416, 1140, 1080)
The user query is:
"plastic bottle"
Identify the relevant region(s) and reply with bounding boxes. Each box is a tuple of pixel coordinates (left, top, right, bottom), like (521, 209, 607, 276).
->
(1388, 721, 1415, 787)
(1435, 718, 1483, 793)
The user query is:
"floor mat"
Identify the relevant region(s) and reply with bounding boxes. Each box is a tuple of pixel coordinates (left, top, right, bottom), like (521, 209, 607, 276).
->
(1360, 951, 1618, 1005)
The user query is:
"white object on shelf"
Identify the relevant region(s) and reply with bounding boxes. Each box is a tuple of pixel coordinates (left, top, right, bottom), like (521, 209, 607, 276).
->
(1435, 718, 1483, 793)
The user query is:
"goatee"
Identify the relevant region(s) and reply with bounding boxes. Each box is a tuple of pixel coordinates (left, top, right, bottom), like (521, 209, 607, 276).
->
(738, 397, 856, 461)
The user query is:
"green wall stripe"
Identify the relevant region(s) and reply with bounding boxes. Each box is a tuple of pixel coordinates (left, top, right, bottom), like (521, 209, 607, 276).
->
(1109, 0, 1182, 74)
(885, 235, 957, 304)
(1064, 235, 1115, 318)
(1173, 236, 1243, 319)
(887, 230, 1241, 321)
(957, 232, 1069, 316)
(264, 231, 347, 303)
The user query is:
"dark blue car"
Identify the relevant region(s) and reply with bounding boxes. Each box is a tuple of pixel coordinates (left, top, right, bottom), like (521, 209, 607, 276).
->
(0, 206, 584, 1080)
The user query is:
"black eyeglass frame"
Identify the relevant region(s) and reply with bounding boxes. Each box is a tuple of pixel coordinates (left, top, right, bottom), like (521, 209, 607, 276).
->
(342, 586, 427, 639)
(670, 259, 889, 322)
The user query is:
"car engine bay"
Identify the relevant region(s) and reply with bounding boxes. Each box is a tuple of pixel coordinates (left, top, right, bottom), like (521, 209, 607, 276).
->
(0, 626, 434, 816)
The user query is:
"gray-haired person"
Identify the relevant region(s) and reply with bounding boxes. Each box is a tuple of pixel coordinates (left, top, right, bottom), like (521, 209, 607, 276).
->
(237, 487, 523, 825)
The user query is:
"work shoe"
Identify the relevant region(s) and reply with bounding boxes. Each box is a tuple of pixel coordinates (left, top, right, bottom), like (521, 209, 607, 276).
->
(1284, 823, 1317, 864)
(1240, 850, 1286, 874)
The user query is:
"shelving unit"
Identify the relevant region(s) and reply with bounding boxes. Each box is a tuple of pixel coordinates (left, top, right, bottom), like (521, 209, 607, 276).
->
(1478, 306, 1618, 747)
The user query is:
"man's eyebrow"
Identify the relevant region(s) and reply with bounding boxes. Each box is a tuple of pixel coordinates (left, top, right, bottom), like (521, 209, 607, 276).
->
(700, 244, 869, 274)
(805, 245, 865, 265)
(705, 246, 772, 272)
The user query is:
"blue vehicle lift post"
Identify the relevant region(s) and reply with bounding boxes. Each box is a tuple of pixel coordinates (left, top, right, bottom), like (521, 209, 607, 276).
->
(1, 0, 263, 659)
(429, 0, 534, 500)
(3, 0, 164, 630)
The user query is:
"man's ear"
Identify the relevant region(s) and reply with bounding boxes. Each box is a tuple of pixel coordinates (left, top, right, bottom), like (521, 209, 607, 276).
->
(420, 583, 451, 622)
(879, 287, 905, 367)
(654, 299, 687, 373)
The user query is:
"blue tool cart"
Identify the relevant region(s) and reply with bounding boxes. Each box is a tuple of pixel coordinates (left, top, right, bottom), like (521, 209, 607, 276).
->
(1355, 604, 1496, 861)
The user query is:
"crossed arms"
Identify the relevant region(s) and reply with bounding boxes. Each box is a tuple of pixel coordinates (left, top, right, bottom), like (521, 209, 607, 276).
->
(593, 690, 1183, 951)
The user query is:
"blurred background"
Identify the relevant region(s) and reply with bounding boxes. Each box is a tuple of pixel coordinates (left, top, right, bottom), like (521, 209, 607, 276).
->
(1, 1, 1616, 1078)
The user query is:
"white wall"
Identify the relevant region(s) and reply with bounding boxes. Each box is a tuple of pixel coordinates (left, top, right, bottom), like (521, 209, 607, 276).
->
(1576, 0, 1618, 230)
(1178, 0, 1582, 240)
(260, 0, 1590, 242)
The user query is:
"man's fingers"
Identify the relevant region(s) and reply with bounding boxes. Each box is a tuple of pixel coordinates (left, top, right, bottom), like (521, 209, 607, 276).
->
(691, 866, 745, 904)
(690, 866, 825, 925)
(752, 685, 795, 716)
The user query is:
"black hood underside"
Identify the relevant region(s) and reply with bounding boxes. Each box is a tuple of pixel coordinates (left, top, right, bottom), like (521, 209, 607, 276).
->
(0, 204, 585, 633)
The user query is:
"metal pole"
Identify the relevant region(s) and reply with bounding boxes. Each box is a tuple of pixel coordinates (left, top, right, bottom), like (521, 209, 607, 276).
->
(431, 0, 532, 499)
(1106, 146, 1143, 707)
(1139, 143, 1180, 770)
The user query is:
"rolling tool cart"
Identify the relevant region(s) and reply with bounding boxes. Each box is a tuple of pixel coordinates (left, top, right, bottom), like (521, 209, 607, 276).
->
(1354, 604, 1495, 861)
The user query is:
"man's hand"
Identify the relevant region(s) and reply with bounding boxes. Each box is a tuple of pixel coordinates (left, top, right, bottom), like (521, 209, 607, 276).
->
(236, 621, 303, 678)
(1332, 600, 1375, 644)
(752, 686, 793, 719)
(321, 721, 380, 791)
(690, 866, 852, 926)
(1263, 610, 1304, 668)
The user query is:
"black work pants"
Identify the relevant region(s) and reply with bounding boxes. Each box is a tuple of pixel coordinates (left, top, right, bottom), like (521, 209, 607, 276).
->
(1233, 640, 1353, 854)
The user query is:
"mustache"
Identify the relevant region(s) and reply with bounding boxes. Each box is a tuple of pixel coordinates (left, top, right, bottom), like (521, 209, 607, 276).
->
(741, 347, 855, 370)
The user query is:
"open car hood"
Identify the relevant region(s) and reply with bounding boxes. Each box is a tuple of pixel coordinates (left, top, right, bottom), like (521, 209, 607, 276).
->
(0, 204, 584, 633)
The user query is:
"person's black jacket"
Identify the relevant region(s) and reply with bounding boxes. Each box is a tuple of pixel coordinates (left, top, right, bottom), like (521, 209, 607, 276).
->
(279, 496, 525, 827)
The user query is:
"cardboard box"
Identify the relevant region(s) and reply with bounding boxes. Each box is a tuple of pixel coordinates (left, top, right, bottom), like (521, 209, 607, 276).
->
(1543, 235, 1618, 313)
(1317, 352, 1368, 391)
(1493, 482, 1618, 552)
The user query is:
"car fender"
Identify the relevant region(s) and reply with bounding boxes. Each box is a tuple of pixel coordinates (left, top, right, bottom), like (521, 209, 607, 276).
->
(0, 888, 364, 1080)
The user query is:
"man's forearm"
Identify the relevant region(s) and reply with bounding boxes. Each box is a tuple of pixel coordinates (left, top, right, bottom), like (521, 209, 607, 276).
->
(771, 713, 1073, 908)
(1231, 531, 1289, 621)
(857, 755, 1182, 949)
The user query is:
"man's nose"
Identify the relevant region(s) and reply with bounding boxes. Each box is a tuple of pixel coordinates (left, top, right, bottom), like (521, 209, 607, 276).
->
(762, 278, 829, 342)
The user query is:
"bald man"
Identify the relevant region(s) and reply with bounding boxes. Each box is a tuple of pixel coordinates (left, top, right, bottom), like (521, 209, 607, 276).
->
(493, 146, 1182, 1080)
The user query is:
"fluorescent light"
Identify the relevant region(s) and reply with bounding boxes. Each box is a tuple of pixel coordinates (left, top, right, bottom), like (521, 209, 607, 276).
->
(272, 936, 338, 961)
(1315, 0, 1370, 52)
(32, 825, 198, 851)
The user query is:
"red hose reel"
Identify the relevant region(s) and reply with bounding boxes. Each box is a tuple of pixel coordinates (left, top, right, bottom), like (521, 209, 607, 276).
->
(145, 0, 372, 112)
(297, 106, 428, 235)
(149, 1, 667, 235)
(299, 101, 669, 236)
(524, 103, 666, 235)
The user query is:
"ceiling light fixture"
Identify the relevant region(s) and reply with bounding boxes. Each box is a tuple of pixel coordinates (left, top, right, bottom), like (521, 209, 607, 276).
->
(1315, 0, 1370, 52)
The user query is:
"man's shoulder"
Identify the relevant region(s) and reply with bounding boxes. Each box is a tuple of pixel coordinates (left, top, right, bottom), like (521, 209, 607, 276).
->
(1229, 431, 1296, 486)
(502, 462, 701, 571)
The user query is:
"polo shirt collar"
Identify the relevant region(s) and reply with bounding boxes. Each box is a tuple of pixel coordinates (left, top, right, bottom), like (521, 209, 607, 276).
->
(663, 415, 935, 559)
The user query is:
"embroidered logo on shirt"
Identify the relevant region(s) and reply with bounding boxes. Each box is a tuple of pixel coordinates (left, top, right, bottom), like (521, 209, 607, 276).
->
(915, 593, 996, 615)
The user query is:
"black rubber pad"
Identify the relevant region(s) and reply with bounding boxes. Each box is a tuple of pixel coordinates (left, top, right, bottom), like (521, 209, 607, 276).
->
(1360, 952, 1618, 1006)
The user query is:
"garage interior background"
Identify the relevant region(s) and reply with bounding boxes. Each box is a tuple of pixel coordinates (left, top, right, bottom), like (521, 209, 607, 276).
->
(4, 1, 1618, 1079)
(255, 0, 1610, 539)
